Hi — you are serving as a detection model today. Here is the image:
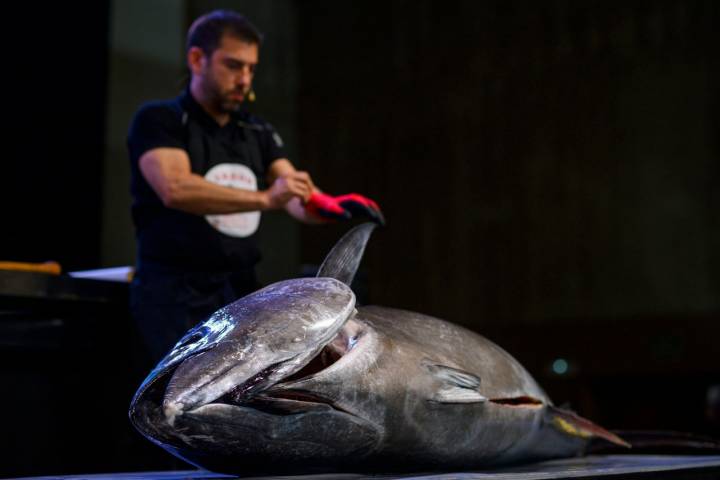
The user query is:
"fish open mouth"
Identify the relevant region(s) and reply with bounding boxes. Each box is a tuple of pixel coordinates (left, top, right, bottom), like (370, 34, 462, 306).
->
(276, 320, 362, 385)
(208, 325, 362, 415)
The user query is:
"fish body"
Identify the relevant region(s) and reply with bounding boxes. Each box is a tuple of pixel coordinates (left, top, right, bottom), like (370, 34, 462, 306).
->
(129, 225, 625, 474)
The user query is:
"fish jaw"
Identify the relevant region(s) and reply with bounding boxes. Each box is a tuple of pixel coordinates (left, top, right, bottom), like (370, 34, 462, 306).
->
(156, 277, 356, 422)
(262, 317, 381, 412)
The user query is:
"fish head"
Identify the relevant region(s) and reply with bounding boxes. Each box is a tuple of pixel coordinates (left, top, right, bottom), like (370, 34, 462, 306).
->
(129, 277, 381, 473)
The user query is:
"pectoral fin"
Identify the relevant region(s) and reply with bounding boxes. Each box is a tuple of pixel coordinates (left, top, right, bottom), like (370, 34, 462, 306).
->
(547, 405, 630, 448)
(425, 363, 487, 404)
(433, 387, 488, 403)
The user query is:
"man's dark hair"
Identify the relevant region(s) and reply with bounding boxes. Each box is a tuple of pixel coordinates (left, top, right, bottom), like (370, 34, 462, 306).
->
(187, 10, 263, 55)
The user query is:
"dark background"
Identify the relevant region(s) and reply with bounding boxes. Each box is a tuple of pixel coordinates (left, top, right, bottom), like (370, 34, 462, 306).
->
(1, 0, 718, 477)
(3, 2, 109, 269)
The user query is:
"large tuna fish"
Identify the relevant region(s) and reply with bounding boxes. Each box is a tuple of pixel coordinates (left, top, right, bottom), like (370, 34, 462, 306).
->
(129, 223, 627, 474)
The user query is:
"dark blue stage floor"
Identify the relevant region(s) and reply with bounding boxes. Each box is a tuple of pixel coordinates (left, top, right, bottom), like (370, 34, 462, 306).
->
(14, 455, 720, 480)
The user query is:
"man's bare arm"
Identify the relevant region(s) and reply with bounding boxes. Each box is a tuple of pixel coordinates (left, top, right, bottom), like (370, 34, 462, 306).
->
(139, 148, 312, 215)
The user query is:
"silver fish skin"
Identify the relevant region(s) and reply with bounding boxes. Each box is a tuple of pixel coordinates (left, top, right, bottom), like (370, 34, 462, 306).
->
(129, 224, 626, 474)
(129, 289, 603, 474)
(263, 305, 587, 470)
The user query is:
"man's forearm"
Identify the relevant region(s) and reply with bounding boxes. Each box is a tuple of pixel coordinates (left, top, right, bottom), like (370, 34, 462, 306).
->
(161, 173, 272, 215)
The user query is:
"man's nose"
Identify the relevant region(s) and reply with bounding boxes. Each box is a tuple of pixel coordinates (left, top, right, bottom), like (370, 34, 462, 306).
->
(237, 67, 252, 85)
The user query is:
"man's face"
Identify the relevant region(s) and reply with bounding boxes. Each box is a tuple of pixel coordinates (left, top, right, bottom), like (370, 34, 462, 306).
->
(197, 35, 259, 114)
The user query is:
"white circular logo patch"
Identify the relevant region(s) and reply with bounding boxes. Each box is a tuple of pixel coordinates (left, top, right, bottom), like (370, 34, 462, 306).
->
(204, 163, 260, 238)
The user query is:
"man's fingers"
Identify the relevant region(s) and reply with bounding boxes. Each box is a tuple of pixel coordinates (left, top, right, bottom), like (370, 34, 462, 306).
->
(283, 173, 313, 200)
(287, 171, 315, 190)
(303, 191, 385, 224)
(346, 202, 385, 225)
(290, 170, 311, 181)
(304, 192, 351, 221)
(335, 193, 386, 225)
(286, 178, 312, 200)
(268, 176, 311, 208)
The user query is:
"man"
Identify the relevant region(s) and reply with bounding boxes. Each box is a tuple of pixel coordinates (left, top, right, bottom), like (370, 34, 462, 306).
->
(128, 10, 382, 363)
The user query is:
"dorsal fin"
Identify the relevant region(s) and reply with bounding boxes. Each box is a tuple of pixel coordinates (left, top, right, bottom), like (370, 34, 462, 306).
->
(317, 223, 377, 286)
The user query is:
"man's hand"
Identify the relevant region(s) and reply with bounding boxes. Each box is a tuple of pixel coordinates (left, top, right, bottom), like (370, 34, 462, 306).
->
(304, 192, 351, 221)
(305, 192, 385, 225)
(267, 171, 314, 209)
(334, 193, 385, 225)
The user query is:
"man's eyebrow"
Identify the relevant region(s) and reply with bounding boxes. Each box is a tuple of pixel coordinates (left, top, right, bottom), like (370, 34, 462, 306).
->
(223, 58, 257, 67)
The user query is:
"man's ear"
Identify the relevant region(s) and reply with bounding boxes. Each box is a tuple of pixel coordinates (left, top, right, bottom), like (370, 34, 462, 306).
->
(187, 46, 206, 75)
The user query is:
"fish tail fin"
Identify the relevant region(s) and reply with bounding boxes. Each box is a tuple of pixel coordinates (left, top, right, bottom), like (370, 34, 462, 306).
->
(546, 405, 631, 448)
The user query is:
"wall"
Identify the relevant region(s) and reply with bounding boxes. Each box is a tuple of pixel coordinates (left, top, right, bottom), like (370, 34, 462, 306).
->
(296, 0, 719, 326)
(102, 0, 187, 267)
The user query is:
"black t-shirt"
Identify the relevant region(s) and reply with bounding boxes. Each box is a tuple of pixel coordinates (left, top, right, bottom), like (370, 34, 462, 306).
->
(127, 90, 286, 272)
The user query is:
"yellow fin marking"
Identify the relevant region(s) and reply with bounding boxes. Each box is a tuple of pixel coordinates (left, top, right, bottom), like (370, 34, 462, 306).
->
(553, 417, 593, 439)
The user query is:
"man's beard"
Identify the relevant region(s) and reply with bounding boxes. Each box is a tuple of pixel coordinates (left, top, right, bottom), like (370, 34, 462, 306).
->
(218, 90, 244, 113)
(218, 90, 247, 113)
(205, 82, 244, 114)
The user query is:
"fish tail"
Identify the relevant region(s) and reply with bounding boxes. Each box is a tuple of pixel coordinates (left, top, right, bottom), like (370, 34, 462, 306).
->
(546, 405, 631, 448)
